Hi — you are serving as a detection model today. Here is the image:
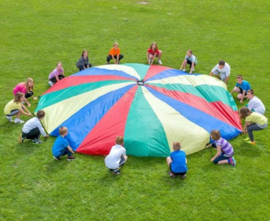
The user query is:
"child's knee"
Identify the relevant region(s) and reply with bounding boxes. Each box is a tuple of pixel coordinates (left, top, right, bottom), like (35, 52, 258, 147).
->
(236, 94, 242, 99)
(213, 159, 219, 164)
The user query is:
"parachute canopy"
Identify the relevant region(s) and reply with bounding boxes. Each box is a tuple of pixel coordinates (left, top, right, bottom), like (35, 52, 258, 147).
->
(35, 63, 242, 157)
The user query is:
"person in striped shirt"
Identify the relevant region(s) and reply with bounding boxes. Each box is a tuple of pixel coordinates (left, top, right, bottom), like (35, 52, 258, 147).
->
(240, 107, 268, 145)
(207, 130, 236, 166)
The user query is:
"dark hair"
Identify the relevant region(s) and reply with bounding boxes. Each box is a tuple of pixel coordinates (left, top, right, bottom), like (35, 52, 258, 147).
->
(239, 107, 252, 118)
(37, 110, 45, 119)
(211, 130, 221, 140)
(219, 60, 225, 66)
(81, 50, 88, 57)
(247, 89, 254, 95)
(237, 75, 243, 80)
(14, 92, 24, 103)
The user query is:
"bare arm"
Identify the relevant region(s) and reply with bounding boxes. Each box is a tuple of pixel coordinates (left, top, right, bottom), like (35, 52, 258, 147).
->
(243, 121, 250, 134)
(224, 76, 229, 84)
(240, 90, 246, 103)
(180, 60, 185, 70)
(67, 146, 75, 154)
(20, 104, 32, 117)
(190, 62, 195, 73)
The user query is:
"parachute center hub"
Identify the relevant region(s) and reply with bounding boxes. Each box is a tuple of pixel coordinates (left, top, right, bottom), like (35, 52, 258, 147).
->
(137, 80, 144, 86)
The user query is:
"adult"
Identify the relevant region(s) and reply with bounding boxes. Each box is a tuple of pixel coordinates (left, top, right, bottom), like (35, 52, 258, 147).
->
(76, 50, 92, 71)
(247, 89, 265, 114)
(13, 78, 37, 107)
(180, 49, 197, 74)
(48, 62, 65, 86)
(147, 42, 162, 65)
(210, 60, 230, 84)
(231, 75, 251, 103)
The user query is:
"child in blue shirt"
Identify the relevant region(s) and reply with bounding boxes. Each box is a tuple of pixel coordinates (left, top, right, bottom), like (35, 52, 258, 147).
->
(231, 75, 251, 103)
(166, 142, 188, 179)
(52, 126, 75, 161)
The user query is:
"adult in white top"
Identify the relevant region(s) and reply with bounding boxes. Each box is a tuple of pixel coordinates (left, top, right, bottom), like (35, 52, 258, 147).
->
(20, 110, 49, 144)
(105, 136, 128, 175)
(247, 89, 265, 114)
(180, 49, 197, 74)
(210, 60, 230, 84)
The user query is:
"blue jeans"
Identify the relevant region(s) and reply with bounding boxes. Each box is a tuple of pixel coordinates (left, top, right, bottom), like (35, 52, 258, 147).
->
(55, 147, 73, 157)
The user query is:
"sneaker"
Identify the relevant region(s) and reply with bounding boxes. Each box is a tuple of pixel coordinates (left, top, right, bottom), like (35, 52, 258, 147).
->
(48, 81, 54, 86)
(169, 172, 176, 178)
(183, 69, 186, 72)
(19, 134, 25, 143)
(181, 174, 187, 179)
(243, 137, 250, 141)
(112, 169, 121, 175)
(246, 141, 255, 145)
(14, 118, 24, 124)
(158, 60, 162, 64)
(53, 156, 61, 161)
(6, 116, 13, 122)
(148, 59, 152, 64)
(67, 156, 76, 161)
(228, 157, 236, 166)
(32, 139, 43, 144)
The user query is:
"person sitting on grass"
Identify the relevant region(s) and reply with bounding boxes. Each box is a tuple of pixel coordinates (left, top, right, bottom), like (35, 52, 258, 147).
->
(210, 60, 230, 84)
(20, 110, 49, 144)
(147, 42, 162, 65)
(179, 49, 197, 74)
(107, 42, 124, 64)
(52, 126, 75, 161)
(48, 62, 65, 86)
(105, 136, 128, 175)
(239, 107, 268, 145)
(13, 78, 37, 107)
(246, 89, 265, 115)
(166, 142, 188, 179)
(4, 92, 32, 124)
(231, 75, 251, 103)
(76, 50, 92, 71)
(206, 130, 236, 166)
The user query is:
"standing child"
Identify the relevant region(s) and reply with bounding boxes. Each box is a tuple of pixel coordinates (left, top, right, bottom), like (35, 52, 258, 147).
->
(166, 142, 188, 179)
(207, 130, 236, 166)
(20, 110, 49, 144)
(52, 127, 75, 161)
(107, 42, 124, 64)
(13, 78, 37, 107)
(76, 50, 92, 71)
(179, 49, 197, 74)
(48, 62, 65, 86)
(231, 75, 251, 103)
(147, 42, 162, 65)
(4, 92, 32, 123)
(105, 136, 128, 175)
(239, 107, 268, 145)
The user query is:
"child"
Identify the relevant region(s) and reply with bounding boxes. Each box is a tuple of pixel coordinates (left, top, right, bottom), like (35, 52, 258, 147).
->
(246, 89, 265, 115)
(48, 62, 65, 86)
(210, 60, 230, 84)
(166, 142, 188, 179)
(179, 49, 197, 74)
(239, 107, 268, 145)
(52, 127, 75, 161)
(13, 78, 37, 107)
(231, 75, 251, 103)
(20, 110, 49, 144)
(147, 42, 162, 65)
(4, 92, 32, 124)
(105, 136, 128, 175)
(76, 50, 92, 71)
(107, 42, 124, 64)
(207, 130, 236, 166)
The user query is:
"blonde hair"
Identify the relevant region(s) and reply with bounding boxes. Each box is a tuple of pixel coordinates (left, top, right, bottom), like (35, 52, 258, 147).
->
(14, 92, 24, 103)
(115, 136, 124, 145)
(173, 142, 181, 150)
(210, 130, 221, 140)
(59, 126, 68, 135)
(25, 78, 34, 92)
(113, 42, 119, 46)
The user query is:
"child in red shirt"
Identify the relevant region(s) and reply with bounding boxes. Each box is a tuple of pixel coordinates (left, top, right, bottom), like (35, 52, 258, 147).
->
(147, 42, 162, 65)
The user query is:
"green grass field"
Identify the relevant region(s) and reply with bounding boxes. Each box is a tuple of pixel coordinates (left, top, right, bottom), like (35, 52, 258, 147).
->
(1, 0, 270, 220)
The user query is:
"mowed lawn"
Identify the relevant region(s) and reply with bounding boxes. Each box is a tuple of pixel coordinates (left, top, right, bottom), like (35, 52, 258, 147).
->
(0, 0, 270, 220)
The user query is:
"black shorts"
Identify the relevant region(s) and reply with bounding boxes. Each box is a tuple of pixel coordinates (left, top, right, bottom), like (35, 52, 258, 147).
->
(186, 59, 196, 67)
(238, 87, 247, 95)
(169, 163, 186, 176)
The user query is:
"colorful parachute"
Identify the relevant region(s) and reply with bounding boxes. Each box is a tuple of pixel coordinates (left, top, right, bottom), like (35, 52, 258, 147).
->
(35, 63, 242, 157)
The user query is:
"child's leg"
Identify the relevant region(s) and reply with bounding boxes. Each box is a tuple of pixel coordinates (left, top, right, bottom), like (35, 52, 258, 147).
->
(15, 111, 22, 119)
(157, 51, 162, 60)
(232, 87, 240, 94)
(24, 128, 40, 140)
(166, 157, 172, 167)
(119, 155, 128, 167)
(213, 154, 229, 165)
(247, 124, 263, 141)
(25, 91, 34, 99)
(49, 77, 57, 83)
(107, 55, 112, 63)
(119, 54, 124, 60)
(183, 59, 187, 70)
